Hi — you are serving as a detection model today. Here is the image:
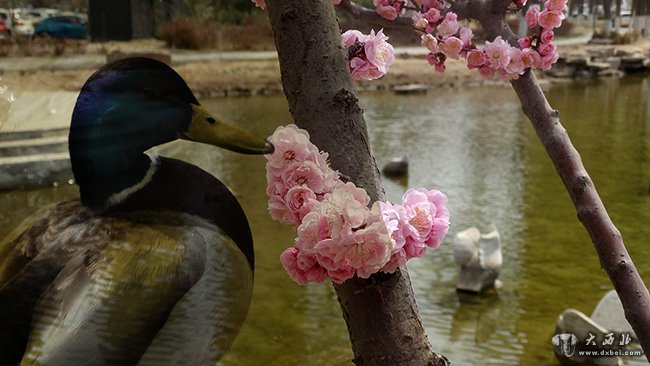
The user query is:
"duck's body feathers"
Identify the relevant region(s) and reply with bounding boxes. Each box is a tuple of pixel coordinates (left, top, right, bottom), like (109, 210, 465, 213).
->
(0, 200, 252, 365)
(0, 57, 270, 364)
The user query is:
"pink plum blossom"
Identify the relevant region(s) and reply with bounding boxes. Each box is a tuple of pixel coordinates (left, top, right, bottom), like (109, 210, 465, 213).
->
(421, 188, 449, 248)
(466, 49, 487, 68)
(280, 247, 327, 285)
(437, 12, 460, 38)
(540, 28, 555, 44)
(401, 189, 437, 243)
(365, 29, 395, 73)
(399, 188, 450, 253)
(517, 36, 533, 49)
(379, 201, 407, 273)
(320, 219, 391, 278)
(505, 48, 526, 76)
(373, 0, 405, 21)
(284, 185, 318, 224)
(538, 40, 557, 57)
(544, 0, 567, 12)
(520, 48, 542, 68)
(379, 188, 449, 273)
(265, 124, 322, 178)
(478, 65, 495, 78)
(484, 36, 512, 69)
(439, 37, 463, 59)
(343, 29, 395, 81)
(426, 52, 446, 73)
(377, 5, 399, 20)
(459, 27, 474, 49)
(265, 124, 338, 225)
(421, 8, 442, 31)
(342, 30, 365, 47)
(281, 160, 336, 195)
(538, 10, 564, 29)
(540, 50, 560, 70)
(525, 5, 540, 28)
(332, 0, 342, 4)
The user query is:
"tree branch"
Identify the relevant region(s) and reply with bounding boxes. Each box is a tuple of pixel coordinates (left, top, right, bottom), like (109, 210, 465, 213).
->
(337, 0, 415, 29)
(510, 70, 650, 360)
(454, 0, 650, 359)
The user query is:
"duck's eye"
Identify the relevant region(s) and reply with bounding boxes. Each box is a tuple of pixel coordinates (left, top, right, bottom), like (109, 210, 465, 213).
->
(207, 117, 217, 125)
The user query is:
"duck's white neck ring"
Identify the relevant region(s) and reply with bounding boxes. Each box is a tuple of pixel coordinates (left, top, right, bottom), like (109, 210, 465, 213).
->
(105, 153, 160, 208)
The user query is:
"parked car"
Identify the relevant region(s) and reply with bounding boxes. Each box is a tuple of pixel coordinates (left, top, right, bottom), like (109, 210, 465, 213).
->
(0, 8, 12, 37)
(25, 8, 60, 21)
(34, 15, 86, 39)
(13, 8, 59, 36)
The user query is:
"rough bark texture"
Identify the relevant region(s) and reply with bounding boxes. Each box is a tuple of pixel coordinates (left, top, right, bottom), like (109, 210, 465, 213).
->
(265, 1, 449, 365)
(511, 71, 650, 359)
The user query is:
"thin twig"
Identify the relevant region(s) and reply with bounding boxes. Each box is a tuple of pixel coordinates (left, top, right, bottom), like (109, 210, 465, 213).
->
(337, 0, 414, 29)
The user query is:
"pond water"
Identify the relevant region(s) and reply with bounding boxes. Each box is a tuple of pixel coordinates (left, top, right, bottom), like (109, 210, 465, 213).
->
(0, 76, 649, 365)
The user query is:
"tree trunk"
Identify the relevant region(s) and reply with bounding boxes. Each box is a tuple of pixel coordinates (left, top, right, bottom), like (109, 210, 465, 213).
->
(265, 1, 449, 365)
(603, 0, 612, 38)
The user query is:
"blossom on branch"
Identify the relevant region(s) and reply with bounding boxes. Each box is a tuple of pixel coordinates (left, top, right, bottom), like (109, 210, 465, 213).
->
(354, 0, 568, 80)
(266, 125, 449, 285)
(374, 0, 406, 20)
(342, 29, 395, 81)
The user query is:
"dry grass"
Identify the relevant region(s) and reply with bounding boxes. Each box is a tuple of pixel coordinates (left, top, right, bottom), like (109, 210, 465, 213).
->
(0, 35, 88, 57)
(159, 17, 219, 50)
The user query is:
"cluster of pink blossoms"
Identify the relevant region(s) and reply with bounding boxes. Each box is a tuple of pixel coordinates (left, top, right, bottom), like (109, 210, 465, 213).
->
(372, 0, 567, 79)
(417, 9, 474, 73)
(463, 0, 565, 78)
(373, 0, 406, 20)
(342, 29, 395, 81)
(266, 125, 449, 285)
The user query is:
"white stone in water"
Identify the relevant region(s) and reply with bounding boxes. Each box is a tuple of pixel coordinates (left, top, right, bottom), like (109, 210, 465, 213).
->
(591, 290, 635, 338)
(453, 226, 502, 293)
(554, 309, 623, 366)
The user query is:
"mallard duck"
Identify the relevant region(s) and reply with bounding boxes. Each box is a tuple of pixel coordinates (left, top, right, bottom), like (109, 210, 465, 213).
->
(0, 57, 273, 365)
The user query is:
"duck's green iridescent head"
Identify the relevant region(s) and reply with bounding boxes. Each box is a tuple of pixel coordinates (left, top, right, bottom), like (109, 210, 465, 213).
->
(69, 57, 273, 207)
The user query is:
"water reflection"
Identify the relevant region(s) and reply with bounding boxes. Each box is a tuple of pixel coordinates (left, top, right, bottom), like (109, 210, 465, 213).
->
(1, 78, 649, 365)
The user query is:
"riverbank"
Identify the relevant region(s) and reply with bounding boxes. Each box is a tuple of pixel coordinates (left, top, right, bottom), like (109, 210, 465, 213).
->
(1, 37, 650, 98)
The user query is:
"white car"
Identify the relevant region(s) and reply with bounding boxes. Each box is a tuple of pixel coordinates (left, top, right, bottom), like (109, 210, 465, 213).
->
(12, 8, 60, 36)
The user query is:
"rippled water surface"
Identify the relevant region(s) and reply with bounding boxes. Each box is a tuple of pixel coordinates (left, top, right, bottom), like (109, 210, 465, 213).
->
(1, 76, 649, 365)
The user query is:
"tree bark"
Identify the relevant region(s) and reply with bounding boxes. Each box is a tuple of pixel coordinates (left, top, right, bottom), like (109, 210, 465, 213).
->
(265, 1, 449, 365)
